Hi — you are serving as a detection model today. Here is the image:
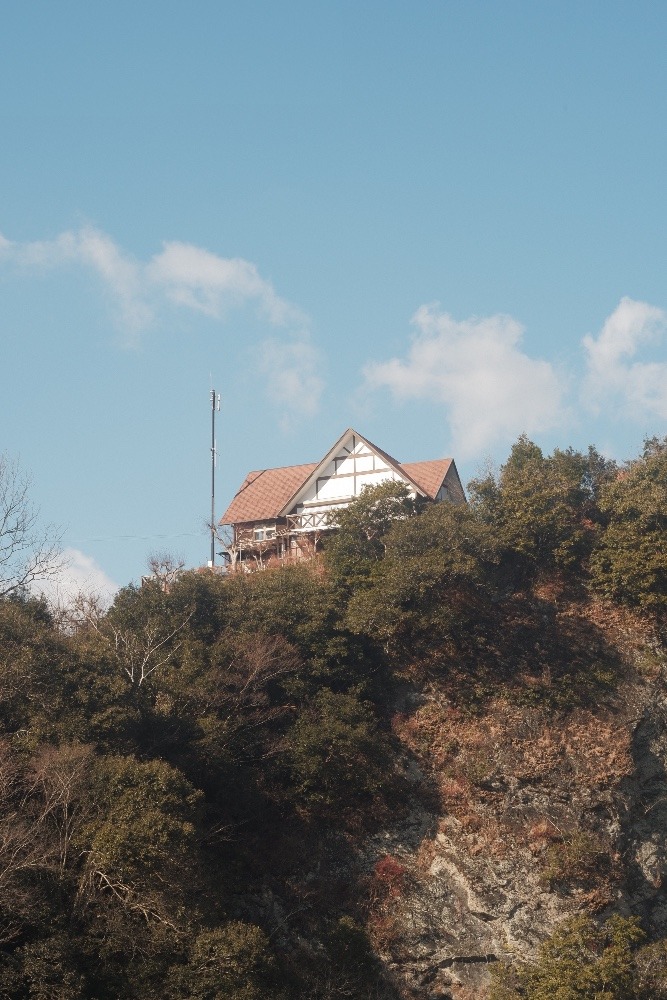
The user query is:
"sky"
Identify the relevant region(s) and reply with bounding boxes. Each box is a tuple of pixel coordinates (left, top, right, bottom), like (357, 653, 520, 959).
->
(1, 1, 666, 599)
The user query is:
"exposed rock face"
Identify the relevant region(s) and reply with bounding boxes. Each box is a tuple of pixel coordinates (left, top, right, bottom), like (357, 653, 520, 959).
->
(619, 705, 667, 935)
(359, 604, 667, 998)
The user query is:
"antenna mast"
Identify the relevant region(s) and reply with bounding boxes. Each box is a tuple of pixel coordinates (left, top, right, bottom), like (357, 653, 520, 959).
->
(210, 388, 220, 567)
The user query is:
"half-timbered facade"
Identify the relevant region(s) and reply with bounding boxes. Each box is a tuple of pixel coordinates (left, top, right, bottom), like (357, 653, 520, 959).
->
(220, 428, 465, 568)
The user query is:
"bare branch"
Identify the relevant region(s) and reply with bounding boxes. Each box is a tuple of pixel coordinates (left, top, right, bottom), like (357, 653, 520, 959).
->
(0, 454, 63, 600)
(143, 551, 186, 591)
(80, 600, 194, 686)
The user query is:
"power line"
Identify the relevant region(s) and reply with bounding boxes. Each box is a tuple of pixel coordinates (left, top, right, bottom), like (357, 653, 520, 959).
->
(70, 532, 202, 543)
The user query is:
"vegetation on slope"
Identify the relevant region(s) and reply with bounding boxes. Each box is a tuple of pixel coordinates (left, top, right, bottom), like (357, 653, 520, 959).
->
(0, 436, 666, 997)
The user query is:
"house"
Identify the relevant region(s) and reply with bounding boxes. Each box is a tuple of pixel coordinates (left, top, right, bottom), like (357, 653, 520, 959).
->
(219, 428, 465, 569)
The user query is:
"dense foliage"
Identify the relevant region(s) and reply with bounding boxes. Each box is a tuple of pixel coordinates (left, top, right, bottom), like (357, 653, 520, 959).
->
(0, 436, 666, 997)
(490, 915, 667, 1000)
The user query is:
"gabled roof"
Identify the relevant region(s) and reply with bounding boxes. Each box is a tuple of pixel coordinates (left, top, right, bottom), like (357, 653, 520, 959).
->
(277, 427, 426, 517)
(219, 429, 459, 525)
(220, 462, 317, 525)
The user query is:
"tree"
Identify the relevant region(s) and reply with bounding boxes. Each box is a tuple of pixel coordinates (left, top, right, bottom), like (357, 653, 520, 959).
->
(87, 583, 193, 687)
(345, 499, 495, 654)
(222, 563, 368, 695)
(469, 437, 615, 586)
(490, 914, 647, 1000)
(144, 552, 186, 592)
(167, 923, 281, 1000)
(0, 741, 96, 950)
(77, 755, 203, 930)
(156, 631, 301, 776)
(325, 481, 423, 588)
(0, 454, 62, 600)
(279, 688, 389, 820)
(591, 438, 667, 614)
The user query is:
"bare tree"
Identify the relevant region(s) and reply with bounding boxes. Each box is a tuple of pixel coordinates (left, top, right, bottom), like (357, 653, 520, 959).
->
(75, 597, 194, 687)
(48, 587, 112, 635)
(0, 453, 62, 599)
(0, 742, 94, 944)
(144, 551, 185, 591)
(107, 613, 193, 686)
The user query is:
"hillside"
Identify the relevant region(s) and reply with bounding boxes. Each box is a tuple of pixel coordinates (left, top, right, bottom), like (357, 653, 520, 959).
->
(0, 435, 666, 999)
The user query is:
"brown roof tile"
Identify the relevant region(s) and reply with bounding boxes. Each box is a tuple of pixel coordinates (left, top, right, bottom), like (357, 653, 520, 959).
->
(221, 431, 460, 525)
(401, 459, 453, 499)
(220, 463, 317, 525)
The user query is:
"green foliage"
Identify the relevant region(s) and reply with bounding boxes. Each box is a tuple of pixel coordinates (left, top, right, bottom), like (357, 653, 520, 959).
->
(221, 562, 382, 698)
(326, 480, 423, 588)
(80, 754, 202, 893)
(0, 595, 68, 734)
(469, 437, 615, 585)
(540, 830, 611, 887)
(591, 438, 667, 613)
(149, 630, 302, 795)
(1, 933, 87, 1000)
(490, 914, 647, 1000)
(167, 923, 280, 1000)
(223, 563, 334, 652)
(157, 570, 230, 645)
(345, 499, 495, 652)
(634, 939, 667, 998)
(280, 688, 389, 818)
(2, 432, 667, 1000)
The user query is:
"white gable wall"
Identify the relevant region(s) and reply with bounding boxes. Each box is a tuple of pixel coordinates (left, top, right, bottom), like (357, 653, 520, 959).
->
(287, 433, 414, 527)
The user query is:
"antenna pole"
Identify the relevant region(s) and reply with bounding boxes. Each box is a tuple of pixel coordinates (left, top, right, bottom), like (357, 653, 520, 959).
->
(210, 389, 220, 566)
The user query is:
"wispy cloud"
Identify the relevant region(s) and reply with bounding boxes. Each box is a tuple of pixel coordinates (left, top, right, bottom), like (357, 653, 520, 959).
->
(582, 296, 667, 421)
(258, 335, 324, 424)
(1, 227, 151, 336)
(0, 226, 322, 415)
(147, 241, 306, 327)
(364, 304, 567, 457)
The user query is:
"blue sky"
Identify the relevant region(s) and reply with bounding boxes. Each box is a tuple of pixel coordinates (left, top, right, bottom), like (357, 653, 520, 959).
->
(2, 1, 666, 597)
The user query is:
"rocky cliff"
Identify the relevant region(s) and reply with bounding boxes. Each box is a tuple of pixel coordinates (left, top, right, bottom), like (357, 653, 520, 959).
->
(357, 598, 667, 998)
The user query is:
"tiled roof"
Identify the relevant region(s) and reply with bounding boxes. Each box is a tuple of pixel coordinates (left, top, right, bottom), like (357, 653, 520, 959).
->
(401, 458, 453, 499)
(220, 463, 317, 524)
(220, 433, 458, 525)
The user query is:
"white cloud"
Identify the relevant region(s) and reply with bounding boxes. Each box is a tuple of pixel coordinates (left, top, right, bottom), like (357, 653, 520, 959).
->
(582, 296, 667, 420)
(3, 227, 150, 338)
(0, 226, 321, 414)
(147, 241, 304, 327)
(0, 227, 300, 337)
(364, 304, 566, 457)
(33, 547, 119, 610)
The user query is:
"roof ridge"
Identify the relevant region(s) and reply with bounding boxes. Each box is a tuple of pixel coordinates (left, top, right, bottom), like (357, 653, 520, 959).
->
(400, 458, 453, 470)
(357, 431, 401, 468)
(355, 432, 426, 496)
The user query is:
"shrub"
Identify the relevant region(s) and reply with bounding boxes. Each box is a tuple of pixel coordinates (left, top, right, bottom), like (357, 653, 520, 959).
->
(540, 830, 611, 888)
(591, 438, 667, 614)
(280, 689, 389, 820)
(490, 914, 646, 999)
(167, 922, 280, 1000)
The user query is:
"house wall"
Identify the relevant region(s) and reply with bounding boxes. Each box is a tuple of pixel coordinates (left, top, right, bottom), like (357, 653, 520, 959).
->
(225, 432, 464, 571)
(230, 519, 317, 569)
(443, 463, 467, 504)
(290, 436, 407, 523)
